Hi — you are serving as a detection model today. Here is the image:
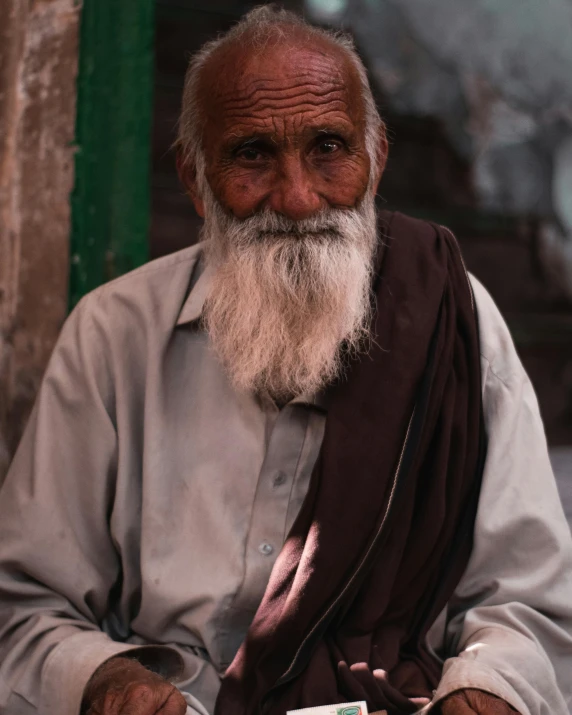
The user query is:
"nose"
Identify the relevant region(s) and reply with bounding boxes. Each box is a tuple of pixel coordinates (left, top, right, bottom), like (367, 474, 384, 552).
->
(267, 155, 322, 221)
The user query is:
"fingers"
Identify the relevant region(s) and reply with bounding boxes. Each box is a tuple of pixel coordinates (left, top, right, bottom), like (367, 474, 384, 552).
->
(88, 682, 187, 715)
(157, 685, 188, 715)
(121, 683, 187, 715)
(83, 656, 187, 715)
(439, 689, 520, 715)
(440, 692, 478, 715)
(463, 689, 519, 714)
(119, 683, 161, 715)
(86, 690, 122, 715)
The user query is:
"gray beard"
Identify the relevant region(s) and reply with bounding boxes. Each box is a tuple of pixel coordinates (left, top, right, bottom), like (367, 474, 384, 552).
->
(200, 187, 378, 401)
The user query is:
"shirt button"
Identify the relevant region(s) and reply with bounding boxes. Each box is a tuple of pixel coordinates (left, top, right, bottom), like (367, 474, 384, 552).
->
(273, 471, 287, 487)
(259, 542, 274, 556)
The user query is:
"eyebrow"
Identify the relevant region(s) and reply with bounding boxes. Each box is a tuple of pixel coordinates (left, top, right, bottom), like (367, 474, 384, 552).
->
(237, 136, 269, 146)
(223, 133, 276, 153)
(224, 123, 354, 149)
(316, 126, 353, 138)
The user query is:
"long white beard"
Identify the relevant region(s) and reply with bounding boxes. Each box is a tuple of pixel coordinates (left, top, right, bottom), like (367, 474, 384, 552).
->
(200, 186, 378, 401)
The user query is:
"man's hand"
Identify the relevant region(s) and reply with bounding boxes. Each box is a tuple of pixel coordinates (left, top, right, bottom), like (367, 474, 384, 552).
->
(81, 656, 187, 715)
(439, 689, 519, 714)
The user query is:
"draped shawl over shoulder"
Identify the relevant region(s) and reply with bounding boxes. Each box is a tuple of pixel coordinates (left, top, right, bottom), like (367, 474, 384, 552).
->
(215, 211, 486, 715)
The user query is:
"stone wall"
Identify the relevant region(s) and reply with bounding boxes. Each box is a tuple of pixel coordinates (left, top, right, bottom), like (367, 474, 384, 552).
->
(0, 0, 80, 480)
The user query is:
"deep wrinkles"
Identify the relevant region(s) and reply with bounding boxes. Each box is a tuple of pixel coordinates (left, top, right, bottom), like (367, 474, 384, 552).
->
(220, 111, 356, 147)
(223, 101, 350, 124)
(219, 80, 346, 106)
(220, 93, 348, 119)
(213, 54, 347, 104)
(220, 85, 350, 123)
(203, 45, 362, 136)
(211, 49, 345, 94)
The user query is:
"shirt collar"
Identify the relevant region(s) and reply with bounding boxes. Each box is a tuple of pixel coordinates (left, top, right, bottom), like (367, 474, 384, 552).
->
(175, 244, 330, 411)
(290, 390, 330, 410)
(176, 245, 213, 326)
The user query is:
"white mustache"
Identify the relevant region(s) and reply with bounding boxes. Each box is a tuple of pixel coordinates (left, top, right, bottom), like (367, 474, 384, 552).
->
(220, 208, 349, 243)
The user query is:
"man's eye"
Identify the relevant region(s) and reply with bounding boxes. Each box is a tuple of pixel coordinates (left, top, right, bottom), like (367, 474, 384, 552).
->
(317, 140, 342, 155)
(237, 147, 263, 161)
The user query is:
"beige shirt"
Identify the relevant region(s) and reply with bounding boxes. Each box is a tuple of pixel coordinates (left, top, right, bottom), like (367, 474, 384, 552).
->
(0, 243, 571, 715)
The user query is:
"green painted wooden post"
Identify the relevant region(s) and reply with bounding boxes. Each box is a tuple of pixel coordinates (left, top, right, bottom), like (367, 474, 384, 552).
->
(70, 0, 155, 308)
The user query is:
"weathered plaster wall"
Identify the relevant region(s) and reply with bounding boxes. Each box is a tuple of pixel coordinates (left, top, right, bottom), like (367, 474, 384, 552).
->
(0, 0, 80, 480)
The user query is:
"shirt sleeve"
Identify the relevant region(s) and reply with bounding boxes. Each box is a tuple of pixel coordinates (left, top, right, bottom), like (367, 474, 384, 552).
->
(431, 277, 572, 714)
(0, 296, 183, 715)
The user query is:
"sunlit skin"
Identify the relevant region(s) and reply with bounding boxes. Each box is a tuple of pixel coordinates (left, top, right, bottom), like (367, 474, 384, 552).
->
(178, 32, 388, 220)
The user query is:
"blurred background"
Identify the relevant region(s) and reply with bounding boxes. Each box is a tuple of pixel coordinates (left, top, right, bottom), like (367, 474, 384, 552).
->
(1, 0, 571, 515)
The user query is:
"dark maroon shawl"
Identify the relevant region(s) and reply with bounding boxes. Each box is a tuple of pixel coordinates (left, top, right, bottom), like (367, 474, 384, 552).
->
(215, 211, 486, 715)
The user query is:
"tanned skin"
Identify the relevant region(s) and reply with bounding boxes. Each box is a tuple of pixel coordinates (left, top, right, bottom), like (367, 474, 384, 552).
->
(178, 32, 386, 219)
(82, 30, 518, 715)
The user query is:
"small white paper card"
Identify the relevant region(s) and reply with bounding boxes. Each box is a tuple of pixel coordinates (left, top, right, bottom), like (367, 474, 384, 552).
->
(287, 701, 368, 715)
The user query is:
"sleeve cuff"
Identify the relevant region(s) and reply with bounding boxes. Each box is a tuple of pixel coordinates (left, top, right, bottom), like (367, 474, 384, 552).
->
(40, 630, 185, 715)
(428, 657, 530, 715)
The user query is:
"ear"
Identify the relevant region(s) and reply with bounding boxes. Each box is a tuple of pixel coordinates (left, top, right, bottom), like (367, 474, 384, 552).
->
(371, 129, 389, 195)
(176, 151, 205, 218)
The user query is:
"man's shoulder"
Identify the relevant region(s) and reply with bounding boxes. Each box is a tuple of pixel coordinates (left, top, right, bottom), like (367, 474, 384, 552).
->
(383, 210, 526, 389)
(89, 243, 203, 302)
(76, 243, 204, 327)
(64, 244, 206, 365)
(469, 273, 525, 387)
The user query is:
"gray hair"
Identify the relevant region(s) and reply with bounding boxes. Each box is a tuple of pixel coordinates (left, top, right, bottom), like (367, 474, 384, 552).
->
(176, 5, 385, 192)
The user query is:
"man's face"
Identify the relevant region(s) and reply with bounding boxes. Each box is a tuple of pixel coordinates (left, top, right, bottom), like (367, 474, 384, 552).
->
(179, 36, 383, 400)
(192, 38, 374, 221)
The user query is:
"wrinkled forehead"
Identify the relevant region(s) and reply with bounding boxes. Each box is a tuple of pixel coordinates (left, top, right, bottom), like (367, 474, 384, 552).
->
(198, 37, 365, 143)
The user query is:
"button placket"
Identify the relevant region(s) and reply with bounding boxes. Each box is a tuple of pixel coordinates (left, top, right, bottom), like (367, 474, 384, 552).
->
(229, 404, 309, 627)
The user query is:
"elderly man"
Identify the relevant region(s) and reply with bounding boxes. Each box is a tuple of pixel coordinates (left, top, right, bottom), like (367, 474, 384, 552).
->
(0, 7, 571, 715)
